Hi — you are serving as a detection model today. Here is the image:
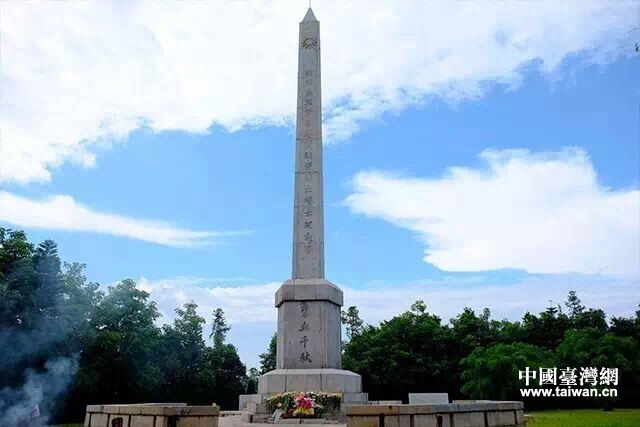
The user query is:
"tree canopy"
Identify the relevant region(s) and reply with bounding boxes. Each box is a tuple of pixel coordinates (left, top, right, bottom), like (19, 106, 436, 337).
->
(0, 228, 249, 425)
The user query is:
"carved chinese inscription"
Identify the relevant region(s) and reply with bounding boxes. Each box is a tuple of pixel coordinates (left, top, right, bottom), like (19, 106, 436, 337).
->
(299, 302, 312, 364)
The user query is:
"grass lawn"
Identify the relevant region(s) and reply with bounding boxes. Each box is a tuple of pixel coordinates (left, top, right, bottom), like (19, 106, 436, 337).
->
(526, 409, 640, 427)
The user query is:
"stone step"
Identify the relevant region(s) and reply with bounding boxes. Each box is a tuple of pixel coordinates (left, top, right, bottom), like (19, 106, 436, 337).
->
(247, 401, 269, 414)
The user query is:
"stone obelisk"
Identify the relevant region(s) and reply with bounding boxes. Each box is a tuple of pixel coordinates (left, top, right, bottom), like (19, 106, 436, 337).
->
(256, 8, 365, 400)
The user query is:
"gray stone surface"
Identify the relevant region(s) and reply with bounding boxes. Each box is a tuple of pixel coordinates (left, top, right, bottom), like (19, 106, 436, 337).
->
(238, 395, 255, 410)
(346, 403, 525, 427)
(485, 410, 516, 427)
(276, 280, 343, 307)
(258, 369, 363, 394)
(274, 280, 343, 370)
(408, 393, 449, 404)
(276, 294, 342, 370)
(85, 404, 219, 427)
(293, 7, 324, 280)
(250, 9, 363, 413)
(223, 415, 337, 427)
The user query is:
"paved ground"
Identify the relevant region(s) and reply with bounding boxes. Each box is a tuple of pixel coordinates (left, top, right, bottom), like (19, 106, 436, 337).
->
(219, 414, 346, 427)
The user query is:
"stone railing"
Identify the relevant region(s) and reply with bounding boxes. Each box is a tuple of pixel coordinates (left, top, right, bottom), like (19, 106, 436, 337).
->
(347, 402, 524, 427)
(84, 403, 219, 427)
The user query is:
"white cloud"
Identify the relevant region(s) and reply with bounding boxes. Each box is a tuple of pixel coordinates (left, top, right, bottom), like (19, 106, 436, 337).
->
(1, 0, 635, 183)
(136, 276, 280, 323)
(134, 274, 639, 366)
(135, 274, 640, 329)
(0, 191, 240, 247)
(344, 148, 640, 276)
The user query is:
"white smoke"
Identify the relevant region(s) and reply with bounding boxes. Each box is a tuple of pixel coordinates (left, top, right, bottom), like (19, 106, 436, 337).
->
(0, 358, 79, 427)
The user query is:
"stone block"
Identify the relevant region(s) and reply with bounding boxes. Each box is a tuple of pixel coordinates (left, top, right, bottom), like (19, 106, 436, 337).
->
(322, 371, 360, 392)
(342, 392, 369, 403)
(347, 405, 400, 416)
(130, 415, 155, 427)
(385, 415, 411, 427)
(286, 371, 323, 391)
(177, 417, 217, 427)
(238, 394, 253, 410)
(258, 369, 363, 394)
(408, 393, 449, 404)
(110, 416, 131, 427)
(89, 413, 109, 427)
(277, 419, 302, 424)
(348, 403, 525, 427)
(246, 401, 268, 414)
(451, 412, 484, 427)
(347, 415, 380, 427)
(302, 419, 326, 424)
(486, 410, 516, 426)
(258, 370, 287, 394)
(495, 401, 523, 411)
(413, 414, 452, 427)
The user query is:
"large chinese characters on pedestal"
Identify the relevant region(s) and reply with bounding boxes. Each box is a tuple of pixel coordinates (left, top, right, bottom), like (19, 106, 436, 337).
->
(256, 8, 365, 398)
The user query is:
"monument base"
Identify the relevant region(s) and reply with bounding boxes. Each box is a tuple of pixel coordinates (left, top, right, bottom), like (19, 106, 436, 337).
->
(258, 368, 363, 394)
(240, 369, 368, 422)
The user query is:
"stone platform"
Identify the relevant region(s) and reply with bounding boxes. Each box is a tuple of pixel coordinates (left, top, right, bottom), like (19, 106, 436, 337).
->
(346, 402, 525, 427)
(85, 403, 219, 427)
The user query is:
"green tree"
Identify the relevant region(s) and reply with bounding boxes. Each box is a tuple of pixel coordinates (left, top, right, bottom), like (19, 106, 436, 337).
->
(343, 301, 456, 400)
(461, 343, 554, 401)
(556, 329, 638, 381)
(522, 304, 572, 349)
(205, 339, 247, 409)
(556, 329, 639, 409)
(157, 301, 208, 402)
(0, 228, 36, 328)
(259, 333, 277, 374)
(450, 307, 499, 350)
(574, 308, 608, 333)
(246, 367, 260, 394)
(33, 240, 64, 318)
(341, 306, 365, 340)
(610, 306, 640, 341)
(210, 307, 230, 347)
(74, 280, 162, 404)
(564, 290, 585, 317)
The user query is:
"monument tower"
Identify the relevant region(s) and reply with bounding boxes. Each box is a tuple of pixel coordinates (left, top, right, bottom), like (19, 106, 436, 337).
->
(255, 7, 365, 403)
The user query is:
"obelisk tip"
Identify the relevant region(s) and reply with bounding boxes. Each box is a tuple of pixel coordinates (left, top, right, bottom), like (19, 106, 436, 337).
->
(302, 8, 317, 22)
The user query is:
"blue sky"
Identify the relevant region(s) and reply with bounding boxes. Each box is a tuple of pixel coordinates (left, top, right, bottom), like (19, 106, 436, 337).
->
(1, 1, 639, 368)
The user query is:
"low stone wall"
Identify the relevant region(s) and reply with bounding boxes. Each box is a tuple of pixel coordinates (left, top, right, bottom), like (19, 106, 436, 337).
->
(347, 402, 524, 427)
(85, 403, 219, 427)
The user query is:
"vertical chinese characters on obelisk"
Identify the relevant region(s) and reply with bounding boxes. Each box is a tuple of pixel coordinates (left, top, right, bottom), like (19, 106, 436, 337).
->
(257, 8, 363, 399)
(293, 8, 324, 281)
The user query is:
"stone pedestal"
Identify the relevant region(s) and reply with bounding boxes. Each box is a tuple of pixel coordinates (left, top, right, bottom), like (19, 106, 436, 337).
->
(257, 279, 364, 395)
(244, 280, 367, 421)
(274, 279, 343, 370)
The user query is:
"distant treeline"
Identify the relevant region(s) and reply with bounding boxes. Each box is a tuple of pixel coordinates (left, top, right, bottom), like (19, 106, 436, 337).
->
(1, 228, 638, 424)
(341, 298, 639, 409)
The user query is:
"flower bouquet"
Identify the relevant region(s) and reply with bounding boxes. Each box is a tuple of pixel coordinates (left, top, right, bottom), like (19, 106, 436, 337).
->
(265, 391, 341, 419)
(293, 392, 316, 417)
